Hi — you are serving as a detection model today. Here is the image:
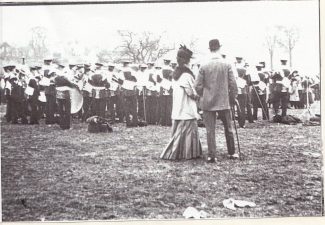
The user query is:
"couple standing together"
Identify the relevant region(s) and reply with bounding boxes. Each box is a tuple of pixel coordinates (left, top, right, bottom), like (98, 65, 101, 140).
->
(160, 39, 239, 163)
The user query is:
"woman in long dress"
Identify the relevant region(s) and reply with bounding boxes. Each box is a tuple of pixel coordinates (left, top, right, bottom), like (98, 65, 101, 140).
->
(160, 45, 202, 160)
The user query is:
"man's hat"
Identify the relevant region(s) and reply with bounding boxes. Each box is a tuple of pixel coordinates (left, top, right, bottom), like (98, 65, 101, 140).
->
(235, 57, 243, 61)
(177, 44, 193, 60)
(147, 61, 155, 66)
(221, 54, 226, 59)
(76, 64, 84, 69)
(280, 59, 288, 64)
(3, 65, 13, 70)
(3, 63, 16, 69)
(209, 39, 221, 50)
(120, 58, 132, 64)
(95, 62, 103, 67)
(44, 58, 53, 63)
(140, 64, 148, 68)
(55, 61, 65, 68)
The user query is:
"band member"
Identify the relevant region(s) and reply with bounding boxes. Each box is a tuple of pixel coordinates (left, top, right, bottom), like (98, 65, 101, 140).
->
(9, 69, 28, 124)
(40, 59, 57, 124)
(145, 62, 159, 125)
(89, 69, 110, 118)
(274, 60, 291, 116)
(136, 64, 150, 121)
(119, 59, 138, 127)
(25, 70, 40, 124)
(154, 65, 163, 125)
(251, 64, 269, 120)
(160, 59, 173, 126)
(3, 64, 14, 122)
(54, 70, 75, 130)
(81, 64, 93, 122)
(105, 63, 118, 122)
(271, 66, 291, 117)
(235, 59, 247, 128)
(17, 69, 29, 124)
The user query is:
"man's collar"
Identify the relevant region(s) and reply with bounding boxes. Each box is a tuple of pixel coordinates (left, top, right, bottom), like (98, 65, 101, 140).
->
(210, 52, 222, 59)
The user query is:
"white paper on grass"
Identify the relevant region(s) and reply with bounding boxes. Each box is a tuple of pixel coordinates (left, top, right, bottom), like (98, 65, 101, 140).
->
(183, 207, 209, 219)
(223, 198, 256, 210)
(183, 207, 201, 219)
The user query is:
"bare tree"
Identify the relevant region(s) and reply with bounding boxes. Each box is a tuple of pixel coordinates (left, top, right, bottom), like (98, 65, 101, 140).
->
(276, 26, 300, 68)
(115, 30, 175, 63)
(96, 49, 113, 63)
(188, 36, 199, 54)
(264, 27, 278, 70)
(28, 26, 49, 60)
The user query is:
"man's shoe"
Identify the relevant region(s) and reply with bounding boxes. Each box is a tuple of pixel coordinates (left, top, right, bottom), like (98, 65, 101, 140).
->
(206, 157, 217, 163)
(228, 153, 239, 159)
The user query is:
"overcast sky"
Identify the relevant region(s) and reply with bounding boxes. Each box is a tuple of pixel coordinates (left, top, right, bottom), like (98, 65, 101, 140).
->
(0, 0, 320, 74)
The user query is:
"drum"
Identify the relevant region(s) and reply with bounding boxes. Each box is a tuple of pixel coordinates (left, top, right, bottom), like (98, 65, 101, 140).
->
(70, 86, 83, 114)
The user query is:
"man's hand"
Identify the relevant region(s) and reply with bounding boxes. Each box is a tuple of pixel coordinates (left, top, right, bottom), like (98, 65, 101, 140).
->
(229, 94, 237, 106)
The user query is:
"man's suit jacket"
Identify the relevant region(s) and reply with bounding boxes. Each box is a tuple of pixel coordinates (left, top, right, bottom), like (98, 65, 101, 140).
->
(194, 54, 238, 111)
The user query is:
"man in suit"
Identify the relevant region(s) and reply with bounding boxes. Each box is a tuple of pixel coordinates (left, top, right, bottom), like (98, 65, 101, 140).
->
(194, 39, 239, 163)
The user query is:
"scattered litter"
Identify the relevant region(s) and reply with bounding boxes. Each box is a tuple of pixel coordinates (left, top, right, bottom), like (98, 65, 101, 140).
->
(199, 210, 208, 218)
(183, 207, 208, 219)
(302, 152, 321, 158)
(223, 198, 256, 210)
(303, 120, 320, 126)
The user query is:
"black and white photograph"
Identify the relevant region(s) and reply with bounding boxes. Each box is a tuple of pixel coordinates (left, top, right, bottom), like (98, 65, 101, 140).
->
(0, 0, 323, 222)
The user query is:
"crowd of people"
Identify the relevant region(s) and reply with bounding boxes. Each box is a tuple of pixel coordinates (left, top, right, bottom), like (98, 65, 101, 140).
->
(0, 38, 320, 161)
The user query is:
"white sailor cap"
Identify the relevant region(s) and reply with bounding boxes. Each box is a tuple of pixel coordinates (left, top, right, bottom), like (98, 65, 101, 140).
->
(139, 64, 148, 68)
(107, 62, 115, 67)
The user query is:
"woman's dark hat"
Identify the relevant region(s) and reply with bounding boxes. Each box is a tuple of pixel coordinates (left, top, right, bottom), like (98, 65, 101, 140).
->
(209, 39, 221, 50)
(177, 44, 193, 60)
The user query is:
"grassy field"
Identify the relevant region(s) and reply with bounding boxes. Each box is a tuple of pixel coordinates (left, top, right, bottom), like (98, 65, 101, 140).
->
(1, 104, 323, 221)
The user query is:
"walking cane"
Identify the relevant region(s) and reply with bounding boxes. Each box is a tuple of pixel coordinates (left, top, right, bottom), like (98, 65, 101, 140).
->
(252, 84, 269, 121)
(142, 87, 147, 122)
(231, 100, 242, 160)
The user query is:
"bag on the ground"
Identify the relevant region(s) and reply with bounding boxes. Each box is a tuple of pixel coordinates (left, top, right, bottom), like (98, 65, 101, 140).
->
(273, 115, 302, 125)
(86, 116, 113, 133)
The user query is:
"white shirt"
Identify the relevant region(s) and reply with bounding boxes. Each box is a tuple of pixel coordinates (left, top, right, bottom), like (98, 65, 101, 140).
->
(119, 67, 136, 90)
(171, 73, 200, 120)
(106, 71, 119, 91)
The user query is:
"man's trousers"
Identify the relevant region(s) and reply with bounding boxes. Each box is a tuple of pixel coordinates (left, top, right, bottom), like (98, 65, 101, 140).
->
(203, 109, 236, 158)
